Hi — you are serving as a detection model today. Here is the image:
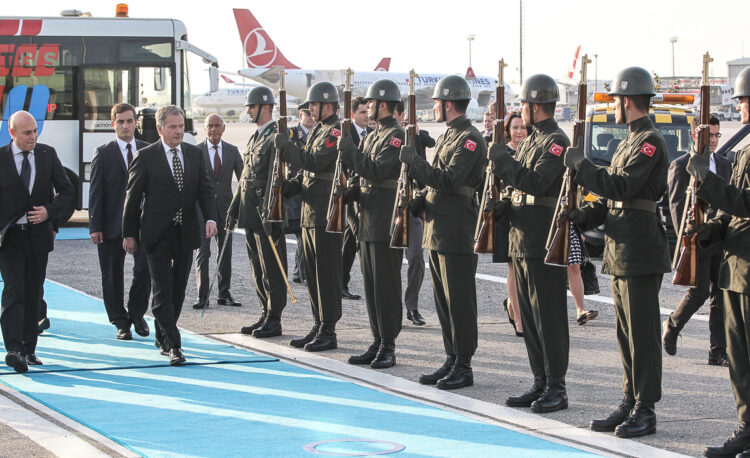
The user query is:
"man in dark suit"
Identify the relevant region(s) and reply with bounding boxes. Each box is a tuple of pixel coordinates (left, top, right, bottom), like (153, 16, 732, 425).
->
(89, 103, 152, 340)
(663, 115, 732, 366)
(0, 110, 74, 372)
(192, 114, 243, 309)
(122, 105, 218, 365)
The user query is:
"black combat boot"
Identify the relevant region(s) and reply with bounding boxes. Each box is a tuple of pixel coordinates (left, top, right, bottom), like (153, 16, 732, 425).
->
(252, 316, 282, 338)
(531, 376, 568, 413)
(304, 322, 337, 352)
(241, 311, 267, 335)
(437, 355, 473, 390)
(290, 322, 320, 348)
(614, 401, 656, 438)
(505, 375, 546, 407)
(704, 422, 750, 457)
(348, 339, 381, 365)
(370, 338, 396, 369)
(419, 355, 455, 385)
(590, 393, 635, 432)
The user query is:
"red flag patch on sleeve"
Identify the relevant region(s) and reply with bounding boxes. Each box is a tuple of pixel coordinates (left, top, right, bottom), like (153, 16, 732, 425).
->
(389, 137, 402, 148)
(330, 128, 341, 137)
(640, 142, 656, 157)
(549, 143, 563, 156)
(464, 139, 477, 151)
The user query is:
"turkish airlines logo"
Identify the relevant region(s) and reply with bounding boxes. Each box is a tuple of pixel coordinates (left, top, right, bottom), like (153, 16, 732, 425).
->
(243, 27, 277, 68)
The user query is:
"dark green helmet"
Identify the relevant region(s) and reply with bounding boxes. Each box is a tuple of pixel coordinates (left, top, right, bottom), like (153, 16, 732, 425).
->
(732, 66, 750, 99)
(608, 66, 655, 97)
(245, 86, 275, 106)
(305, 81, 339, 104)
(519, 74, 559, 103)
(431, 75, 471, 101)
(365, 79, 401, 102)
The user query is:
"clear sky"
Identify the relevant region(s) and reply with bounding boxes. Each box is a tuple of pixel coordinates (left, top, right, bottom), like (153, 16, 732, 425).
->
(4, 0, 749, 92)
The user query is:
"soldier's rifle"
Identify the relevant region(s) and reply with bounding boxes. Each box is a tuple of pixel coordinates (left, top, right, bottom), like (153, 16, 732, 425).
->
(673, 52, 712, 286)
(263, 66, 287, 223)
(474, 59, 507, 254)
(325, 68, 352, 233)
(544, 54, 591, 266)
(200, 224, 233, 317)
(390, 69, 418, 248)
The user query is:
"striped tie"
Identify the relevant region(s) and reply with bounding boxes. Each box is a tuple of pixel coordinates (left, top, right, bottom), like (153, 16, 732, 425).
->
(171, 148, 184, 224)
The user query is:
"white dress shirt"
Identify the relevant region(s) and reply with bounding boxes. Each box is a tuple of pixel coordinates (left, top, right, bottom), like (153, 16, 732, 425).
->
(208, 141, 222, 171)
(116, 137, 138, 169)
(161, 142, 185, 175)
(11, 142, 35, 224)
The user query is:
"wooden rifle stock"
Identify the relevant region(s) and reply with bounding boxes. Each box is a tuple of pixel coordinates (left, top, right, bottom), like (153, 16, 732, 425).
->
(267, 66, 286, 222)
(326, 69, 352, 233)
(390, 70, 418, 248)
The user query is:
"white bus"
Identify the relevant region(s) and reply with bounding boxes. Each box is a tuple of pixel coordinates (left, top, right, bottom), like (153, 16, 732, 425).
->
(0, 9, 218, 209)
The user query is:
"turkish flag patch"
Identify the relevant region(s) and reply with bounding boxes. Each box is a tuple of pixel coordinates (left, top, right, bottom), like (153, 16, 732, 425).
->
(549, 143, 564, 156)
(390, 137, 402, 148)
(640, 142, 656, 157)
(464, 139, 477, 151)
(330, 128, 341, 138)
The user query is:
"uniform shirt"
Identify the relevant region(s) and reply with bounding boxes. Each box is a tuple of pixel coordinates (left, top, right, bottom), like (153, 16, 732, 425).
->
(11, 142, 36, 224)
(116, 138, 138, 169)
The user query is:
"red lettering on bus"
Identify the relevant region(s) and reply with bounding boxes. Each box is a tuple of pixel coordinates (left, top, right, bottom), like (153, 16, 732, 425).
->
(35, 44, 59, 77)
(12, 44, 37, 77)
(0, 44, 13, 77)
(47, 103, 57, 113)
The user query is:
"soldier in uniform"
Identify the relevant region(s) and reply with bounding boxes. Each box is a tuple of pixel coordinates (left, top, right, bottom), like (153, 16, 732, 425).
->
(274, 81, 343, 352)
(338, 79, 405, 368)
(564, 67, 670, 438)
(227, 86, 287, 338)
(693, 66, 750, 458)
(287, 105, 315, 283)
(488, 74, 570, 413)
(399, 75, 485, 389)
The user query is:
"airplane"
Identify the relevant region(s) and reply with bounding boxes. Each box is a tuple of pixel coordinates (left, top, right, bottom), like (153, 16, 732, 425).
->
(232, 8, 511, 109)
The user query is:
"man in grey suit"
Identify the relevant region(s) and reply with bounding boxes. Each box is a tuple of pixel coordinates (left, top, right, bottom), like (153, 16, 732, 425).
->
(192, 114, 243, 309)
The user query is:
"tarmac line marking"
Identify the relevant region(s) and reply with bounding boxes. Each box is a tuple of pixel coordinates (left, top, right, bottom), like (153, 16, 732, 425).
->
(214, 334, 689, 458)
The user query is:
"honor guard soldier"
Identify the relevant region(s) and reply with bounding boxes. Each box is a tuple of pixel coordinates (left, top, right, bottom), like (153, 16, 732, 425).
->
(564, 67, 670, 437)
(227, 86, 287, 338)
(338, 79, 406, 368)
(399, 75, 485, 389)
(488, 74, 571, 412)
(274, 81, 343, 352)
(693, 66, 750, 458)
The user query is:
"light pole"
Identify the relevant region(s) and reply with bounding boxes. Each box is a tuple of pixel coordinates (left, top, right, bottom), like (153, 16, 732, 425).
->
(594, 53, 598, 93)
(467, 35, 475, 68)
(670, 37, 678, 77)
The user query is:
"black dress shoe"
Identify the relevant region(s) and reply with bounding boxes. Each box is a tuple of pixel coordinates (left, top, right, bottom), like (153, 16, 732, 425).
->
(253, 317, 282, 338)
(304, 323, 337, 352)
(292, 276, 303, 284)
(708, 347, 730, 367)
(217, 294, 242, 307)
(241, 312, 267, 335)
(5, 351, 28, 373)
(531, 376, 568, 413)
(341, 288, 361, 300)
(132, 317, 149, 337)
(25, 354, 43, 366)
(169, 348, 186, 365)
(290, 323, 320, 348)
(192, 297, 208, 309)
(506, 376, 546, 407)
(406, 310, 426, 326)
(704, 422, 750, 457)
(614, 401, 656, 438)
(437, 355, 473, 390)
(738, 448, 750, 457)
(117, 328, 133, 340)
(370, 339, 396, 369)
(662, 319, 678, 356)
(419, 356, 455, 385)
(590, 394, 635, 432)
(348, 339, 381, 365)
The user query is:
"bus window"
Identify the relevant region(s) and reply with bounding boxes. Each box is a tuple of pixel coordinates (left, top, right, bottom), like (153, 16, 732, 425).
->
(82, 68, 130, 130)
(138, 67, 171, 109)
(3, 68, 76, 120)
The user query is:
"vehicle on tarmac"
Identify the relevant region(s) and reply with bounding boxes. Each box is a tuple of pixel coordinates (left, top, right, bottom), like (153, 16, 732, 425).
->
(0, 5, 219, 209)
(580, 92, 696, 257)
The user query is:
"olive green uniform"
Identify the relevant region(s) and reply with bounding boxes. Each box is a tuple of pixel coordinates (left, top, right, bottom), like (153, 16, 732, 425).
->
(574, 116, 670, 404)
(228, 121, 287, 319)
(342, 116, 405, 340)
(283, 114, 343, 324)
(493, 117, 570, 378)
(697, 143, 750, 423)
(407, 115, 484, 357)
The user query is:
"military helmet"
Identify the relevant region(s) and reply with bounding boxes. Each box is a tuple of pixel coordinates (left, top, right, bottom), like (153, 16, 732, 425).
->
(608, 66, 655, 97)
(365, 79, 401, 102)
(305, 81, 340, 104)
(519, 74, 560, 103)
(245, 86, 275, 106)
(431, 75, 471, 101)
(732, 66, 750, 99)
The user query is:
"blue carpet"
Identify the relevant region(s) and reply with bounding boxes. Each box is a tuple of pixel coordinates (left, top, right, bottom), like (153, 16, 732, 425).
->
(55, 227, 91, 240)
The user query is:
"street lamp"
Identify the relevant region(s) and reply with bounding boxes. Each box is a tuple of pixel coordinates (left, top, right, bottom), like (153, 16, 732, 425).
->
(467, 35, 475, 68)
(594, 53, 598, 93)
(670, 37, 678, 77)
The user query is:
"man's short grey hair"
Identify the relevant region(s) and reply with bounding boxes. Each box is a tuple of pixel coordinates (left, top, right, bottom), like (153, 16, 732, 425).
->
(155, 105, 185, 127)
(204, 113, 225, 126)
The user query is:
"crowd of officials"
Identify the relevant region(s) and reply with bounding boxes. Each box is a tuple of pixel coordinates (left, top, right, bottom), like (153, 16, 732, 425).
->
(1, 64, 750, 457)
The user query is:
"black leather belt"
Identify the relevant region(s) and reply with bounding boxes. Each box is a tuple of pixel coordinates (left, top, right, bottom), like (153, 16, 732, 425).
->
(510, 190, 556, 207)
(15, 223, 30, 231)
(427, 185, 475, 198)
(606, 199, 657, 213)
(360, 179, 398, 189)
(242, 178, 266, 188)
(304, 171, 334, 181)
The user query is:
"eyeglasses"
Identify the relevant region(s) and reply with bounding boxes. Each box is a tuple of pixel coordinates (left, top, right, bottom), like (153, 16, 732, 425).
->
(708, 133, 722, 138)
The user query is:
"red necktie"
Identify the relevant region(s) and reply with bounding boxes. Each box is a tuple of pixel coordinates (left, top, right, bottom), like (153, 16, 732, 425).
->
(213, 145, 221, 179)
(126, 143, 133, 167)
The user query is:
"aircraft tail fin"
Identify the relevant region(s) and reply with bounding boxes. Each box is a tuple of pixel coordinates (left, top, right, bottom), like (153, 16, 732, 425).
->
(233, 8, 300, 70)
(374, 58, 391, 71)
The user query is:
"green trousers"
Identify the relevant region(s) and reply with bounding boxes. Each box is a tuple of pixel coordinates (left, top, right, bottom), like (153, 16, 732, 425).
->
(724, 290, 750, 422)
(360, 241, 403, 340)
(244, 223, 287, 317)
(301, 227, 342, 324)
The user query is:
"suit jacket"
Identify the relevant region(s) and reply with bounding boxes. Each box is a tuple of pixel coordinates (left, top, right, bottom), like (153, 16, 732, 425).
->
(89, 139, 148, 239)
(0, 142, 74, 253)
(122, 141, 218, 252)
(198, 140, 243, 224)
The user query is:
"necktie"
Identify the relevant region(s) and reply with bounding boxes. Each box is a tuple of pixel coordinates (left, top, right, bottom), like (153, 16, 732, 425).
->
(213, 145, 221, 179)
(361, 129, 366, 140)
(171, 148, 184, 224)
(126, 144, 133, 167)
(20, 151, 31, 192)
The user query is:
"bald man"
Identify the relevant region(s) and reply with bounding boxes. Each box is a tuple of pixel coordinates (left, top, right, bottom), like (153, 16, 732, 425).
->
(0, 111, 74, 372)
